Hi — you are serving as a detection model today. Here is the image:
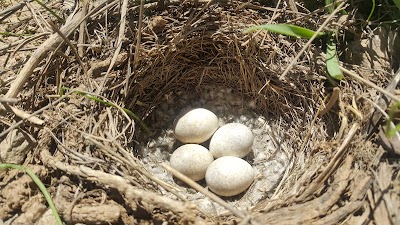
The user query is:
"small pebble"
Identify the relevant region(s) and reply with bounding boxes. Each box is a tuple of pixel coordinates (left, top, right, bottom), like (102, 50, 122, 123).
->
(205, 156, 255, 196)
(173, 108, 219, 144)
(209, 123, 254, 158)
(170, 144, 214, 181)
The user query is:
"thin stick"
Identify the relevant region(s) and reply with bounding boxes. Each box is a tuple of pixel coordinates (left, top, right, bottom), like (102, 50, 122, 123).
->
(8, 33, 51, 60)
(368, 67, 400, 136)
(4, 8, 85, 98)
(299, 122, 359, 199)
(0, 97, 19, 104)
(276, 2, 346, 82)
(85, 137, 186, 201)
(133, 0, 144, 68)
(78, 0, 88, 57)
(270, 0, 282, 24)
(0, 94, 70, 138)
(40, 149, 197, 220)
(47, 20, 87, 74)
(363, 97, 400, 143)
(237, 2, 304, 15)
(0, 33, 50, 53)
(161, 163, 252, 220)
(287, 0, 298, 12)
(0, 0, 31, 21)
(45, 127, 105, 163)
(340, 66, 400, 102)
(171, 0, 213, 45)
(4, 0, 112, 99)
(287, 0, 346, 23)
(318, 87, 340, 117)
(2, 104, 45, 125)
(97, 0, 129, 94)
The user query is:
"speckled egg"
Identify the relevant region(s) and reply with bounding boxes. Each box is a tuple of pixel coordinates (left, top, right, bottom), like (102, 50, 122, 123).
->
(173, 108, 219, 144)
(209, 123, 254, 158)
(205, 156, 254, 197)
(170, 144, 214, 181)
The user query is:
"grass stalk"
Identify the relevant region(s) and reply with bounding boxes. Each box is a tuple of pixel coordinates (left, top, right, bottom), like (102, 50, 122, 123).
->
(0, 164, 63, 225)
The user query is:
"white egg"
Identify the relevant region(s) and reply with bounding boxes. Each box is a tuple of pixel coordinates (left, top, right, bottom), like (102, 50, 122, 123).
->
(205, 156, 254, 197)
(174, 108, 219, 144)
(209, 123, 254, 158)
(170, 144, 214, 181)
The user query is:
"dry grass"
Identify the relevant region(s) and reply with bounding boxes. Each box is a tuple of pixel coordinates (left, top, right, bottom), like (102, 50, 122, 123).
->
(0, 0, 399, 224)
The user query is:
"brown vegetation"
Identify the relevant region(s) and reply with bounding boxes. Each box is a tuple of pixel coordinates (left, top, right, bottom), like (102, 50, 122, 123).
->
(0, 0, 399, 224)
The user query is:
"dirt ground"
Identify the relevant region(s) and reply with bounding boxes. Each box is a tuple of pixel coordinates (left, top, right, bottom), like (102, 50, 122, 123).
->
(0, 0, 399, 224)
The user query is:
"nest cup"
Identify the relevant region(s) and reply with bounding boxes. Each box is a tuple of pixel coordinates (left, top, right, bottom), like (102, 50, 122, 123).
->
(124, 2, 350, 223)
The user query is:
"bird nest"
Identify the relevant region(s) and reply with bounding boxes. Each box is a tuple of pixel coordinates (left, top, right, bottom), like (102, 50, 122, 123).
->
(0, 0, 399, 224)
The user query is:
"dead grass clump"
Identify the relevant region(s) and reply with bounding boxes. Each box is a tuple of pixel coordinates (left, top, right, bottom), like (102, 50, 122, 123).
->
(0, 0, 399, 224)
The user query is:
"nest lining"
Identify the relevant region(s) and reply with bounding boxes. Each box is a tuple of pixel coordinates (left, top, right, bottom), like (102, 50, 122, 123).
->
(136, 84, 290, 214)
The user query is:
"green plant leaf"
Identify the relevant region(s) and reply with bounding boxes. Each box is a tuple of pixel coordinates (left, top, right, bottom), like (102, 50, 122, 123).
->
(325, 0, 335, 13)
(243, 24, 325, 39)
(0, 164, 63, 225)
(387, 123, 400, 137)
(386, 101, 400, 137)
(394, 0, 400, 10)
(326, 34, 343, 80)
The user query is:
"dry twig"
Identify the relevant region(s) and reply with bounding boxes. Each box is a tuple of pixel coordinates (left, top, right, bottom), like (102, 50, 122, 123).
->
(4, 0, 112, 99)
(276, 2, 346, 82)
(0, 94, 70, 138)
(340, 66, 400, 102)
(161, 163, 259, 224)
(40, 148, 198, 222)
(97, 0, 129, 94)
(299, 123, 359, 199)
(318, 87, 340, 117)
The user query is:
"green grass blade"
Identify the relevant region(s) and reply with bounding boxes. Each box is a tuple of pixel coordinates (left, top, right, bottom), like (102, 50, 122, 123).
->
(325, 0, 347, 14)
(0, 164, 63, 225)
(32, 0, 64, 23)
(326, 34, 343, 80)
(325, 0, 335, 13)
(61, 87, 152, 135)
(386, 101, 400, 137)
(366, 0, 376, 23)
(387, 123, 400, 137)
(394, 0, 400, 10)
(244, 24, 325, 39)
